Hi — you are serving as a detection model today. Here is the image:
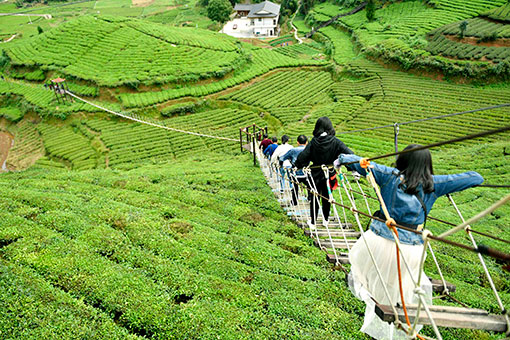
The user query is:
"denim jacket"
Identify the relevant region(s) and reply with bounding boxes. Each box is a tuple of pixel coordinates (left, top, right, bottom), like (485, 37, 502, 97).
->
(339, 154, 484, 245)
(281, 146, 305, 176)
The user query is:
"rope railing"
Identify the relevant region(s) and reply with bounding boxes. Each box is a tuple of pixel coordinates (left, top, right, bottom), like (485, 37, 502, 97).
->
(66, 91, 239, 142)
(337, 103, 510, 135)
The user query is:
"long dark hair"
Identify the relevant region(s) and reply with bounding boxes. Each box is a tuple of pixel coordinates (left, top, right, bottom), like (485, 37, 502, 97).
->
(313, 117, 335, 137)
(396, 144, 434, 194)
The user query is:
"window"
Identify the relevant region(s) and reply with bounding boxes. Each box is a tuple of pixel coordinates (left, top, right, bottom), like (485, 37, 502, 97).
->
(273, 19, 276, 25)
(258, 18, 262, 22)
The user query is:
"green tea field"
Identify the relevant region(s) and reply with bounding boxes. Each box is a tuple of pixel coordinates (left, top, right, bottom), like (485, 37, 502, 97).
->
(0, 0, 509, 338)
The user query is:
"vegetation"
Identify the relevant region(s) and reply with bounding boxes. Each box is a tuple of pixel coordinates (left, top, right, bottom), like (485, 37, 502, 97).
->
(4, 16, 245, 86)
(0, 155, 368, 339)
(483, 2, 510, 22)
(206, 0, 233, 23)
(0, 0, 509, 339)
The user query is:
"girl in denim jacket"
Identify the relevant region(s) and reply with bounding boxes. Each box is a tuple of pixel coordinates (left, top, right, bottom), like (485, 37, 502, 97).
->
(337, 144, 483, 340)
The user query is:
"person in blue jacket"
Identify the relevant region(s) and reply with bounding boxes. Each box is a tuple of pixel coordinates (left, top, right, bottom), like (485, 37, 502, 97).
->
(336, 144, 483, 340)
(263, 137, 279, 159)
(281, 134, 308, 205)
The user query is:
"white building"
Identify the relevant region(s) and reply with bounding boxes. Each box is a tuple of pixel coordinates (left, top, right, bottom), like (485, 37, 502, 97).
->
(222, 1, 280, 38)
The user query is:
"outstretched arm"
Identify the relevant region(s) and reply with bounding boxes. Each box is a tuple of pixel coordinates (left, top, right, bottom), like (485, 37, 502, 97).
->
(433, 172, 484, 197)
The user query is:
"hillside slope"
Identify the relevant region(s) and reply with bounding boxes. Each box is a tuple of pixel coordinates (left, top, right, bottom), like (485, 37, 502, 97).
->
(0, 154, 367, 339)
(1, 145, 509, 339)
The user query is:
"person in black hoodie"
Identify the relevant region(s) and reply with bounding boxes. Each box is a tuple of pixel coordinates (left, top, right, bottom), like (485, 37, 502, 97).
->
(295, 117, 353, 228)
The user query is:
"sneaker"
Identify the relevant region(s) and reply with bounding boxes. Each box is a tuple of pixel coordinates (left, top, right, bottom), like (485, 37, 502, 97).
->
(322, 220, 329, 228)
(307, 220, 316, 231)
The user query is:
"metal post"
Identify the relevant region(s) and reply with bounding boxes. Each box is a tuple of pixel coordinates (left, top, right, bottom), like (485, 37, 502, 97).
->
(252, 135, 256, 166)
(393, 123, 399, 159)
(252, 124, 256, 166)
(239, 128, 243, 153)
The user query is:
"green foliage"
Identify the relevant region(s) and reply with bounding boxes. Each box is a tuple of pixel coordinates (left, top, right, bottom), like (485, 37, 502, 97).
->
(0, 106, 23, 122)
(459, 20, 468, 39)
(0, 155, 367, 339)
(207, 0, 233, 23)
(37, 124, 99, 170)
(482, 2, 510, 22)
(160, 101, 201, 117)
(327, 0, 510, 78)
(37, 25, 43, 34)
(4, 16, 244, 87)
(221, 70, 335, 109)
(366, 0, 376, 21)
(119, 47, 326, 108)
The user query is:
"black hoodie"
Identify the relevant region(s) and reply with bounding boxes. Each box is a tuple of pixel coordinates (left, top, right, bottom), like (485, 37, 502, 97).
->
(295, 134, 353, 184)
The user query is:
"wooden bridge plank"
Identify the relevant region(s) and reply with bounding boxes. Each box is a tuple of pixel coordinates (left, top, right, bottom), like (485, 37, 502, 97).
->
(375, 302, 507, 332)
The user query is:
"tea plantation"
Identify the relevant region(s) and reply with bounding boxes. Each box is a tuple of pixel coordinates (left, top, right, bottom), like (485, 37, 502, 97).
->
(0, 0, 509, 338)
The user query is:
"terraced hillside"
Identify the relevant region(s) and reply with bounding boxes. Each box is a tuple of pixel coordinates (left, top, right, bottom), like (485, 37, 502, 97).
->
(0, 155, 366, 339)
(4, 15, 246, 87)
(1, 144, 509, 339)
(307, 0, 510, 77)
(0, 0, 509, 338)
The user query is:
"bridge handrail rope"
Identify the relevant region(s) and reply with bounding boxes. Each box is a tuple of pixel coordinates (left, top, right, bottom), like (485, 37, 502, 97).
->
(259, 146, 510, 263)
(271, 159, 439, 338)
(321, 165, 350, 263)
(337, 103, 510, 135)
(66, 91, 239, 142)
(345, 125, 510, 165)
(339, 178, 510, 244)
(447, 195, 510, 332)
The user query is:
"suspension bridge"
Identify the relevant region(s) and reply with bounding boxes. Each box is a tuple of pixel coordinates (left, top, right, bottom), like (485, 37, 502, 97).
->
(53, 86, 510, 338)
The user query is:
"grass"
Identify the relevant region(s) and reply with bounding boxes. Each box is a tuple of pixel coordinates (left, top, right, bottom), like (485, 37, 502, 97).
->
(0, 1, 509, 338)
(0, 154, 368, 339)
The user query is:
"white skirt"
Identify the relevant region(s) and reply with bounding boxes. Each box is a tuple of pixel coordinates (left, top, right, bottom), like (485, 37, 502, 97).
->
(348, 230, 432, 340)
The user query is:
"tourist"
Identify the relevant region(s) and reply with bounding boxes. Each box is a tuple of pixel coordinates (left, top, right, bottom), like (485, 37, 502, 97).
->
(280, 134, 308, 205)
(295, 117, 353, 228)
(270, 135, 293, 192)
(336, 144, 484, 340)
(259, 134, 272, 152)
(263, 137, 279, 159)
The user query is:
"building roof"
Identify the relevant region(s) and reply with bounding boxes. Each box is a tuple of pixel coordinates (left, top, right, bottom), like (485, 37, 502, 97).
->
(233, 4, 252, 11)
(234, 1, 280, 18)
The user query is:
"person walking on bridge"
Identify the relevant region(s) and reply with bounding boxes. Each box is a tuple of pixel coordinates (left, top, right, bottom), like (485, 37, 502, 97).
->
(295, 117, 353, 229)
(336, 144, 484, 340)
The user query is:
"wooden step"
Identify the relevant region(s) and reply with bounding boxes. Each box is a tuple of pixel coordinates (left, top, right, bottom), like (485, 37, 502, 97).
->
(325, 252, 350, 264)
(429, 279, 456, 293)
(375, 301, 507, 332)
(314, 239, 357, 249)
(305, 229, 360, 238)
(298, 222, 353, 230)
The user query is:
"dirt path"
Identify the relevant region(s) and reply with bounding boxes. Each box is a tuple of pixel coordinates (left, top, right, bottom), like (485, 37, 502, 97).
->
(0, 131, 14, 172)
(131, 0, 154, 7)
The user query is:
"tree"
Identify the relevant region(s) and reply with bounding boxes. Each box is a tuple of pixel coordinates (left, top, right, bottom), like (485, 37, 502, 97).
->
(37, 26, 43, 34)
(207, 0, 233, 23)
(459, 20, 468, 39)
(282, 0, 298, 14)
(366, 0, 376, 22)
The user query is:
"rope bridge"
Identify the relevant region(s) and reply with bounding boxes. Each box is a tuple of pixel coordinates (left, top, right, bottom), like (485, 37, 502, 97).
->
(43, 84, 510, 337)
(254, 131, 510, 339)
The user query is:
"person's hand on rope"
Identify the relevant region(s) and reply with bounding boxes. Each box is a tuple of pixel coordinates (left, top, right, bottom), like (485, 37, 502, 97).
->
(360, 158, 371, 169)
(351, 171, 361, 181)
(333, 158, 342, 170)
